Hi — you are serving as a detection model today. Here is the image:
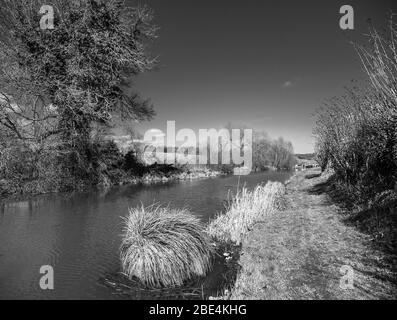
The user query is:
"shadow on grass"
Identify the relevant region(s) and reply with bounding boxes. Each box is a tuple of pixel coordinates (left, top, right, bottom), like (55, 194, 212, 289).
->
(307, 174, 356, 209)
(307, 173, 397, 273)
(100, 242, 241, 300)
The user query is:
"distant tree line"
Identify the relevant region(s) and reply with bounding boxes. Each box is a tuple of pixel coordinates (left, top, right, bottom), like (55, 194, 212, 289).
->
(212, 127, 296, 173)
(252, 132, 296, 171)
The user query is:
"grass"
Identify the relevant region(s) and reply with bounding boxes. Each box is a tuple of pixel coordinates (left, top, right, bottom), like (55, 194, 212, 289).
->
(222, 171, 397, 300)
(120, 205, 214, 288)
(207, 182, 286, 245)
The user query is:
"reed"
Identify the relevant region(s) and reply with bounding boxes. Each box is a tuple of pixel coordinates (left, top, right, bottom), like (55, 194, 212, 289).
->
(207, 182, 286, 244)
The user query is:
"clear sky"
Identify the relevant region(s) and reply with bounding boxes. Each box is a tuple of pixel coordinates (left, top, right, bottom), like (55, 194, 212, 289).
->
(126, 0, 396, 153)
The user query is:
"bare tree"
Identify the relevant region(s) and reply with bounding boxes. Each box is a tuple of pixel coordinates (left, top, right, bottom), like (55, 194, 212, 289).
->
(0, 0, 158, 145)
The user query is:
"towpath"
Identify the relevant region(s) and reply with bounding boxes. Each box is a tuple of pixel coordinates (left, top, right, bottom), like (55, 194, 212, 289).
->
(230, 171, 397, 300)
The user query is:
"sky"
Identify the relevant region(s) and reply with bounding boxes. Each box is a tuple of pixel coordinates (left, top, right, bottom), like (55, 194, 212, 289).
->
(125, 0, 396, 153)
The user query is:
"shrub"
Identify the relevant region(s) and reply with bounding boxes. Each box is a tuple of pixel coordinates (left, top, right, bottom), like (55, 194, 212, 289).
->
(0, 144, 66, 195)
(124, 150, 147, 176)
(207, 182, 286, 245)
(314, 17, 397, 204)
(120, 205, 214, 288)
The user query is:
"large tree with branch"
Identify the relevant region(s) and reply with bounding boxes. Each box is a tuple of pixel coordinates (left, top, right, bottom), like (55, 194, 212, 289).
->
(0, 0, 157, 145)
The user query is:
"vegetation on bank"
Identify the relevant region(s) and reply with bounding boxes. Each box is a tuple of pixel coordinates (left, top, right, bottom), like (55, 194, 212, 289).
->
(314, 16, 397, 246)
(117, 180, 286, 290)
(220, 171, 397, 300)
(0, 139, 222, 197)
(0, 0, 157, 197)
(120, 205, 214, 288)
(251, 132, 296, 171)
(0, 1, 296, 199)
(207, 182, 286, 245)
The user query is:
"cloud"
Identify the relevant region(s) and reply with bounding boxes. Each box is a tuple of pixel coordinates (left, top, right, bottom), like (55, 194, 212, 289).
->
(282, 80, 293, 88)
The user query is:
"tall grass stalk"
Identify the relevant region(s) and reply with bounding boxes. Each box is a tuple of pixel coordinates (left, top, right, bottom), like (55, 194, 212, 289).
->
(120, 205, 214, 288)
(207, 182, 286, 245)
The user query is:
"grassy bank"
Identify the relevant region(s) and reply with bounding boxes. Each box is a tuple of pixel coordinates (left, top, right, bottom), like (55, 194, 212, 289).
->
(220, 170, 396, 300)
(107, 169, 396, 299)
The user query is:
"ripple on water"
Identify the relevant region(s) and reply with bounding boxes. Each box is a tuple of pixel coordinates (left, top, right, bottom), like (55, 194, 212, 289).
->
(0, 171, 292, 299)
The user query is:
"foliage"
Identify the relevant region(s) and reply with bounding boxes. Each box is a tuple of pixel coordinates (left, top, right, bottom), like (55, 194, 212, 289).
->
(123, 150, 147, 176)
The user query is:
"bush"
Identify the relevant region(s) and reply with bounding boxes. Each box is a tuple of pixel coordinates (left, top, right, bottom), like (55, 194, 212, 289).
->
(0, 139, 128, 195)
(0, 144, 66, 195)
(207, 182, 286, 245)
(314, 17, 397, 204)
(120, 205, 214, 288)
(123, 150, 147, 176)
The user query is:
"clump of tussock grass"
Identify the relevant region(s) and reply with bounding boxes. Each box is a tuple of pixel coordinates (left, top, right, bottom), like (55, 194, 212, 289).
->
(120, 205, 214, 288)
(104, 240, 241, 299)
(207, 182, 286, 245)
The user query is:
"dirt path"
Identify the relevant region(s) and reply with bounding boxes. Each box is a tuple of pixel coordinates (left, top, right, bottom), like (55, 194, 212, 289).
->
(230, 171, 397, 300)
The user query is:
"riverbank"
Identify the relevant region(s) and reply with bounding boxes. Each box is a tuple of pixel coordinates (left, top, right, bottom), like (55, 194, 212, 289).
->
(0, 165, 223, 202)
(223, 170, 397, 300)
(99, 165, 223, 187)
(0, 139, 228, 201)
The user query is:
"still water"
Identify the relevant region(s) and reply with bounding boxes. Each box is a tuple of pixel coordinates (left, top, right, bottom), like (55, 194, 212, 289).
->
(0, 171, 292, 300)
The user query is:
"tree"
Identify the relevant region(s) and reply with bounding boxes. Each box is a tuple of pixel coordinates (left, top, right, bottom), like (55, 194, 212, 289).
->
(0, 92, 58, 143)
(0, 0, 157, 145)
(221, 124, 296, 171)
(252, 131, 271, 171)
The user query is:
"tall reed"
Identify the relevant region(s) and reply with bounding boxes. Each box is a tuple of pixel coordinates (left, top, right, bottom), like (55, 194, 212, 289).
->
(207, 182, 286, 244)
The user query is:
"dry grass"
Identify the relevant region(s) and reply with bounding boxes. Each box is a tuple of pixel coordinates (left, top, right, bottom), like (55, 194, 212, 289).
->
(207, 182, 286, 245)
(224, 171, 397, 300)
(120, 205, 214, 288)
